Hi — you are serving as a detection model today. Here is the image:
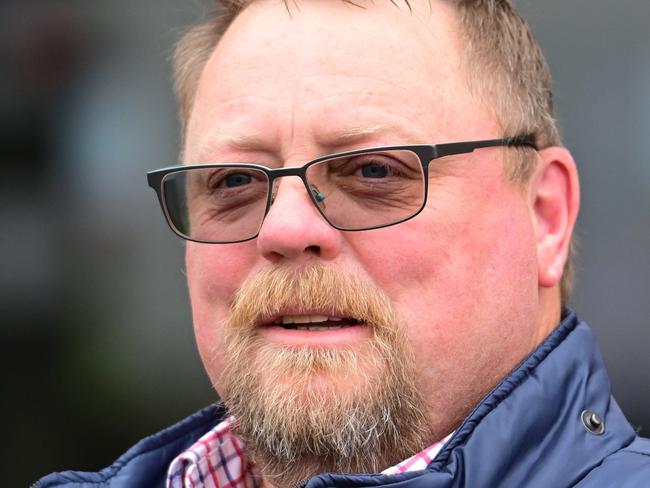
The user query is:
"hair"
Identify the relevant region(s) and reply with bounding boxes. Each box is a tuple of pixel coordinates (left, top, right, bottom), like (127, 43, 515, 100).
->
(171, 0, 574, 305)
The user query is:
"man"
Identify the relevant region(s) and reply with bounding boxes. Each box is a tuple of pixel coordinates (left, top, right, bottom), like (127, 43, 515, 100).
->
(37, 0, 650, 486)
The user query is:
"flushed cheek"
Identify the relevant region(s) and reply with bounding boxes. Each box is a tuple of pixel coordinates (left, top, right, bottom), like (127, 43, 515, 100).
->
(186, 242, 258, 385)
(186, 243, 257, 301)
(348, 188, 537, 379)
(422, 207, 535, 362)
(346, 216, 454, 297)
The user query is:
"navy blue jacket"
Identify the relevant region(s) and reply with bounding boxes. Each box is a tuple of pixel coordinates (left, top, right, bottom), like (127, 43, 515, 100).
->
(36, 312, 650, 487)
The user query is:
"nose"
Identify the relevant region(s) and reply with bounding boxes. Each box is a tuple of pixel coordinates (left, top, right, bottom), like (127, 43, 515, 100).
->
(256, 176, 343, 263)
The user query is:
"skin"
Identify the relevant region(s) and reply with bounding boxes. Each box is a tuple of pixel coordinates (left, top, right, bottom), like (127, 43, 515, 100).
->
(183, 0, 580, 478)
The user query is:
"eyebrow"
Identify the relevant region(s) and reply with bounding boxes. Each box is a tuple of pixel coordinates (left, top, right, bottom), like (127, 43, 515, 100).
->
(321, 122, 429, 150)
(316, 124, 389, 149)
(187, 131, 270, 163)
(187, 123, 416, 162)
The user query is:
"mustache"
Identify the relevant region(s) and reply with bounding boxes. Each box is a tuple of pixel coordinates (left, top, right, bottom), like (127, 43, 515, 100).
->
(227, 263, 398, 335)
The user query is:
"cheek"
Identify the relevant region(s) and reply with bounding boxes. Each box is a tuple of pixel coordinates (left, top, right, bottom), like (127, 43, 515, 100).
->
(349, 182, 538, 394)
(361, 178, 537, 312)
(186, 241, 258, 387)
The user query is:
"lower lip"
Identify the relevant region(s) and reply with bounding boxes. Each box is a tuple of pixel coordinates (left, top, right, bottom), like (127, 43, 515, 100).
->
(259, 324, 371, 347)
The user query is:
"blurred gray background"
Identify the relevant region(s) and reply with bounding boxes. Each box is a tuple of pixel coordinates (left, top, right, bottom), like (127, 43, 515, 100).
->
(1, 0, 647, 485)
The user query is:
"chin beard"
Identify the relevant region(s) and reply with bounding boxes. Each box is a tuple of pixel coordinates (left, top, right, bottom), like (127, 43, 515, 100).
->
(216, 264, 433, 488)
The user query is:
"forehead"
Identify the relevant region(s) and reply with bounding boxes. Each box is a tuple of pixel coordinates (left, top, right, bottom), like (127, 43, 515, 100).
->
(185, 0, 498, 159)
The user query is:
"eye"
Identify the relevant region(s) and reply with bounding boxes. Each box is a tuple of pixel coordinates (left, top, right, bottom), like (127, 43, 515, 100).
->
(224, 173, 253, 187)
(361, 163, 389, 178)
(315, 151, 420, 182)
(207, 168, 262, 190)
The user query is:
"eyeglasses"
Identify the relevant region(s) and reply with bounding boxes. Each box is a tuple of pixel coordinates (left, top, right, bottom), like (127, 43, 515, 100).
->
(147, 135, 536, 244)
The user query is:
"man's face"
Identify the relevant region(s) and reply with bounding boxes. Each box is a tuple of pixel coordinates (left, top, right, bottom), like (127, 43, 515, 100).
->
(184, 0, 541, 471)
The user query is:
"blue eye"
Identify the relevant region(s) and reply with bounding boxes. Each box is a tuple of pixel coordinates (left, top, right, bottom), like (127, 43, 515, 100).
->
(361, 164, 389, 178)
(225, 173, 253, 187)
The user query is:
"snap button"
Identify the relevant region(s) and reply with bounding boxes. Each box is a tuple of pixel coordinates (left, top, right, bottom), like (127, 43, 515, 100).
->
(581, 410, 605, 435)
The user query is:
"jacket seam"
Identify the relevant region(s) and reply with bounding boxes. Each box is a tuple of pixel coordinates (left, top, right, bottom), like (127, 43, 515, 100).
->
(625, 449, 650, 457)
(569, 437, 644, 486)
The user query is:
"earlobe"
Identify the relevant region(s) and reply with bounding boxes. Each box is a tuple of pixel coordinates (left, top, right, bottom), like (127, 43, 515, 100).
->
(532, 147, 580, 288)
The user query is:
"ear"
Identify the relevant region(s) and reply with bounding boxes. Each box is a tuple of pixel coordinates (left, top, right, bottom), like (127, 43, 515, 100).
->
(531, 147, 580, 288)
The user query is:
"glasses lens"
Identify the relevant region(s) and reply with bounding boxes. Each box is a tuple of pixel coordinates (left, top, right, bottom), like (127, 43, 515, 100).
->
(305, 150, 425, 230)
(162, 166, 269, 243)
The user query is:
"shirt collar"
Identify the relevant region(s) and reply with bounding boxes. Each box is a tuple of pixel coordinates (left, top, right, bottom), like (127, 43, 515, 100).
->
(167, 416, 453, 488)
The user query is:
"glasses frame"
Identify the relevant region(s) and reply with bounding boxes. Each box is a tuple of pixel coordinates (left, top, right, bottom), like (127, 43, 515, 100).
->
(147, 134, 537, 244)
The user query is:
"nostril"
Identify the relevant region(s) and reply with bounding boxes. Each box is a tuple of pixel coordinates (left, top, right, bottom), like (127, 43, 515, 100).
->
(305, 245, 321, 255)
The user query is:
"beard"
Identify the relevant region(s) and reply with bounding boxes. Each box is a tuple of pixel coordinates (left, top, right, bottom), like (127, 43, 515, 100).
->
(217, 264, 432, 488)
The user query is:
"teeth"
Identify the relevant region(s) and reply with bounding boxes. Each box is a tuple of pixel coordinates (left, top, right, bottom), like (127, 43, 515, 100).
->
(271, 315, 360, 331)
(277, 315, 345, 325)
(295, 325, 345, 331)
(310, 315, 328, 323)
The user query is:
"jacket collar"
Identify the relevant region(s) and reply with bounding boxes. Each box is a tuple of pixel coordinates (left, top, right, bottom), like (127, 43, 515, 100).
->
(305, 311, 637, 487)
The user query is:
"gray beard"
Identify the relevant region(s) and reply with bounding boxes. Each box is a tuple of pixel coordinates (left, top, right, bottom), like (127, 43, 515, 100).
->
(220, 339, 432, 488)
(217, 264, 433, 488)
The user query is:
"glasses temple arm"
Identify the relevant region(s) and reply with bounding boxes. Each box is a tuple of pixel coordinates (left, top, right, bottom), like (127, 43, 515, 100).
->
(434, 135, 537, 158)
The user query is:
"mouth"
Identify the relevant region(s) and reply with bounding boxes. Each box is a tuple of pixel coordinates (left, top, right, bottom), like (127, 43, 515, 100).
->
(273, 315, 362, 331)
(259, 313, 369, 346)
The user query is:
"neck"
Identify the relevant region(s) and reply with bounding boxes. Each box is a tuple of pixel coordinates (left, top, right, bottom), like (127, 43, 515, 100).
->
(532, 285, 562, 349)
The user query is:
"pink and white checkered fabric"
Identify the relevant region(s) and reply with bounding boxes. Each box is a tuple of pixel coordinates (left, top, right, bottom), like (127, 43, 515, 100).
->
(167, 417, 260, 488)
(380, 431, 454, 475)
(167, 417, 454, 488)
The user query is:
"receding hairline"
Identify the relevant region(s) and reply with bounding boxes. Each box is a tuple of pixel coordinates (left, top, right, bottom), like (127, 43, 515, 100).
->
(176, 0, 466, 137)
(172, 0, 573, 305)
(181, 0, 489, 158)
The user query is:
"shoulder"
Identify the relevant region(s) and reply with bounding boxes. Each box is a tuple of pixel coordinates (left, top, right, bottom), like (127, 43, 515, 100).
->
(575, 435, 650, 487)
(34, 404, 224, 488)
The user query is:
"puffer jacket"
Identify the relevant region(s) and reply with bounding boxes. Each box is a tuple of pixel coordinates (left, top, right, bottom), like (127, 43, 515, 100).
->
(35, 311, 650, 487)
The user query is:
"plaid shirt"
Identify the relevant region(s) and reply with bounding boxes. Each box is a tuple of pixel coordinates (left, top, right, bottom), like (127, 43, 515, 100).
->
(167, 417, 453, 488)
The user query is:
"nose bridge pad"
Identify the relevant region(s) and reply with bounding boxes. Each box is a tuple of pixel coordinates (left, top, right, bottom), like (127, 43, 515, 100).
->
(270, 178, 279, 206)
(269, 175, 314, 210)
(310, 186, 326, 204)
(268, 175, 325, 209)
